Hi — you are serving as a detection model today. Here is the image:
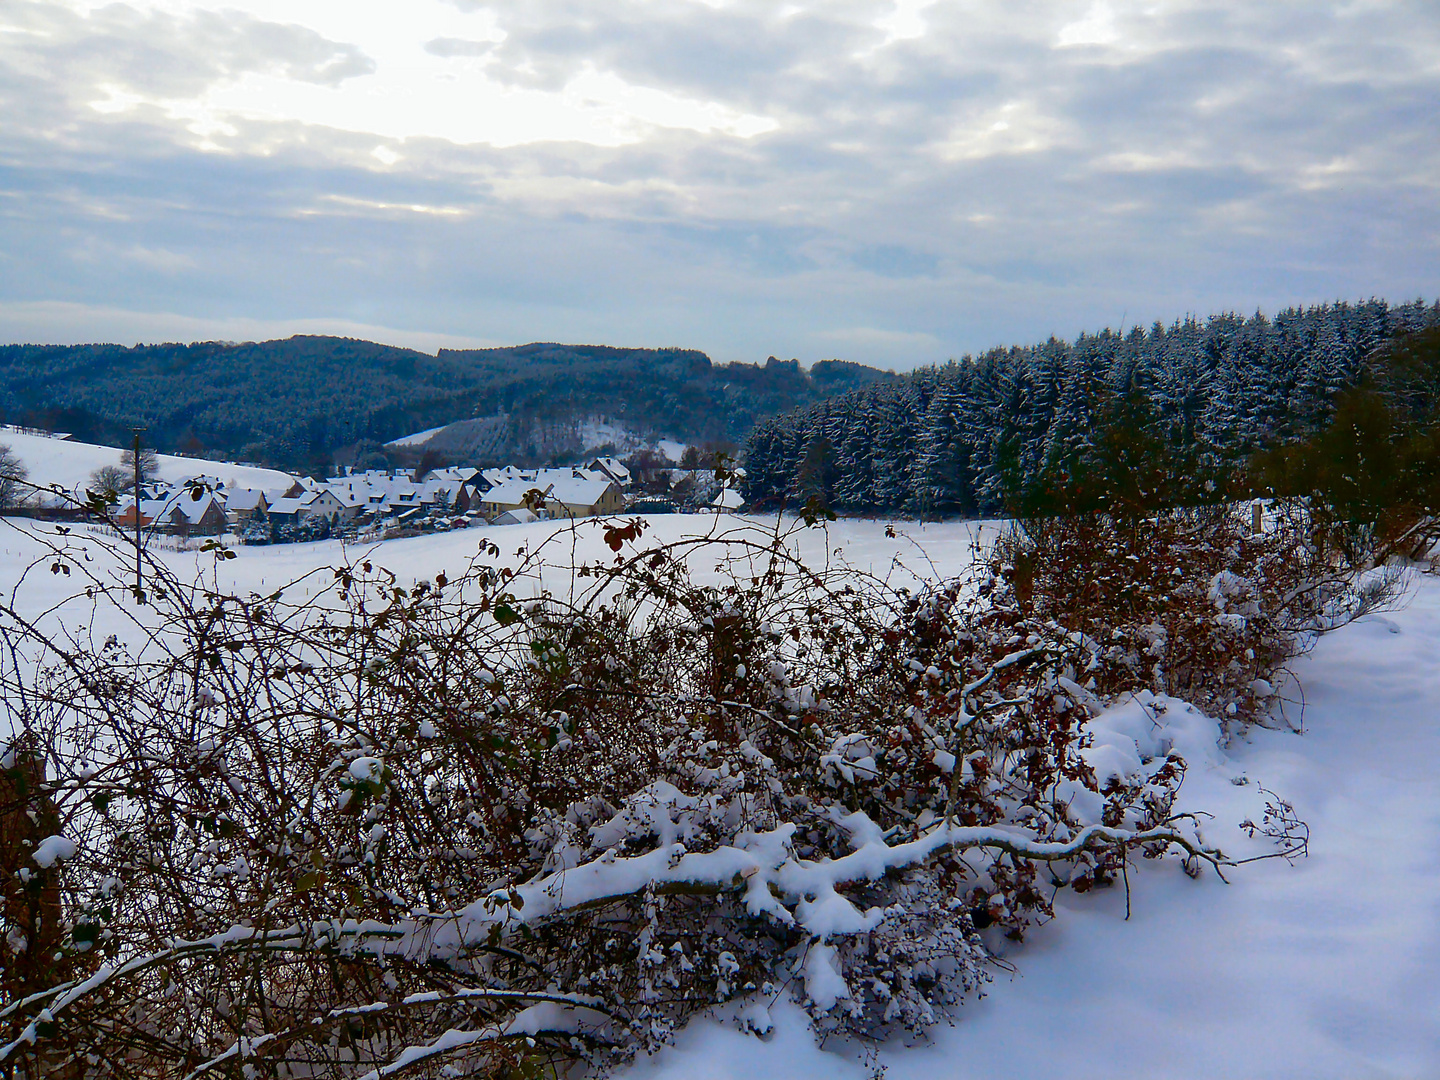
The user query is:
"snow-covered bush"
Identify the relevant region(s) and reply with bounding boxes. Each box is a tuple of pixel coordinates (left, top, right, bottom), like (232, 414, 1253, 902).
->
(0, 517, 1310, 1077)
(989, 502, 1408, 730)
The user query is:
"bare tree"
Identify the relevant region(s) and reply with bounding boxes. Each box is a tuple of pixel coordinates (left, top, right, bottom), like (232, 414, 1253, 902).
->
(88, 463, 129, 498)
(0, 444, 28, 511)
(120, 445, 159, 489)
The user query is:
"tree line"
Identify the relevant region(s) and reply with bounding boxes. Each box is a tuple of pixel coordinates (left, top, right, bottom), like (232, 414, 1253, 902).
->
(742, 300, 1440, 521)
(0, 337, 890, 473)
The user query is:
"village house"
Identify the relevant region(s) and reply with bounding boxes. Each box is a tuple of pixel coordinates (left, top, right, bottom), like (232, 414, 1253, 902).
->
(113, 499, 157, 530)
(546, 474, 625, 517)
(479, 478, 551, 517)
(114, 491, 229, 536)
(586, 457, 633, 487)
(156, 491, 229, 537)
(225, 488, 268, 526)
(267, 488, 347, 526)
(710, 487, 744, 512)
(492, 508, 538, 526)
(480, 474, 623, 519)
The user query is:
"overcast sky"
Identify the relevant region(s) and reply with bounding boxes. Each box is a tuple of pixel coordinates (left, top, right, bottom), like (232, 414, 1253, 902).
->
(0, 0, 1436, 367)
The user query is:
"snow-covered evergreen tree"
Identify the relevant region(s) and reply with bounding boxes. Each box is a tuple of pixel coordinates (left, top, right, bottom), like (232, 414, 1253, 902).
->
(745, 299, 1440, 517)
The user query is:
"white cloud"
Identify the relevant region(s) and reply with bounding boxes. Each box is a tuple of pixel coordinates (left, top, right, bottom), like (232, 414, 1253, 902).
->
(874, 0, 939, 46)
(0, 0, 1436, 367)
(0, 300, 503, 353)
(1056, 2, 1120, 48)
(20, 0, 777, 149)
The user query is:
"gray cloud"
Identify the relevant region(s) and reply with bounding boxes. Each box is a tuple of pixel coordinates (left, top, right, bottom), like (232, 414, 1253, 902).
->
(0, 2, 373, 99)
(0, 1, 1436, 367)
(424, 37, 499, 59)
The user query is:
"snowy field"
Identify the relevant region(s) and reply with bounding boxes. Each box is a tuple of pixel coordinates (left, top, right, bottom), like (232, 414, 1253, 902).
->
(1, 514, 1435, 1079)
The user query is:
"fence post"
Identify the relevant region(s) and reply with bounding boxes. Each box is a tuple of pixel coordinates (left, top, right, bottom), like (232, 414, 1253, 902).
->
(133, 429, 145, 604)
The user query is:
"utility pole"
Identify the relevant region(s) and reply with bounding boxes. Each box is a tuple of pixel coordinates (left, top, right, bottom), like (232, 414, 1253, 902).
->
(132, 428, 145, 604)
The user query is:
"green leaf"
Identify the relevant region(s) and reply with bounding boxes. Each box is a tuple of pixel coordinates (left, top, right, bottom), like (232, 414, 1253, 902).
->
(296, 870, 327, 893)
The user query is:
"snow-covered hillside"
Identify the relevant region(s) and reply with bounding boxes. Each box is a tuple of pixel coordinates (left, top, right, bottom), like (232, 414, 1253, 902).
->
(387, 416, 691, 463)
(0, 429, 296, 496)
(383, 424, 449, 448)
(0, 515, 1432, 1078)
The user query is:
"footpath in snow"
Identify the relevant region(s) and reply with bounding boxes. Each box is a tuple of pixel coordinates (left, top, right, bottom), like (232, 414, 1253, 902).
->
(624, 573, 1440, 1080)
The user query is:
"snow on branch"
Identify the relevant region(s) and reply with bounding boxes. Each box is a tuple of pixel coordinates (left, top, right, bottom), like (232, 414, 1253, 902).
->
(0, 512, 1322, 1077)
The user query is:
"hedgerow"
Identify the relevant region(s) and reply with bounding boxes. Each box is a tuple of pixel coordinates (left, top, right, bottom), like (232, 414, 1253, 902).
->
(0, 508, 1378, 1078)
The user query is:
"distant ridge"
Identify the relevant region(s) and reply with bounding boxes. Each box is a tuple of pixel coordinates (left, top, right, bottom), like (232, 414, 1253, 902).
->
(0, 337, 892, 472)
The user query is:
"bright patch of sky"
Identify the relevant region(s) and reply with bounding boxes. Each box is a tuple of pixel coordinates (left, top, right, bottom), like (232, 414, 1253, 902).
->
(71, 0, 775, 146)
(1, 0, 1437, 365)
(1056, 2, 1120, 48)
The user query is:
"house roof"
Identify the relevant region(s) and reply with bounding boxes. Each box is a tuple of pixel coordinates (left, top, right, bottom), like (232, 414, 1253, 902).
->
(145, 489, 226, 525)
(481, 478, 553, 506)
(588, 457, 632, 483)
(544, 475, 618, 507)
(494, 508, 538, 525)
(482, 474, 618, 509)
(226, 488, 267, 512)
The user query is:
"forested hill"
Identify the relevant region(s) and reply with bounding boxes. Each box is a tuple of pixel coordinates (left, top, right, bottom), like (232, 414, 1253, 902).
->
(0, 337, 891, 471)
(743, 299, 1440, 516)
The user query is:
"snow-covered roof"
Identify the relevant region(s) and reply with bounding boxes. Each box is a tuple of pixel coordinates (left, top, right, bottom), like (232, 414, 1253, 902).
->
(480, 478, 552, 506)
(425, 467, 479, 484)
(129, 488, 227, 525)
(588, 456, 632, 484)
(480, 474, 617, 510)
(493, 508, 538, 525)
(226, 488, 267, 512)
(268, 490, 341, 515)
(544, 475, 617, 507)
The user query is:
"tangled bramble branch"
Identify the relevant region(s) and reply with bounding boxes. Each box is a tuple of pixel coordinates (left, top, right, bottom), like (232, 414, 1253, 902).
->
(0, 506, 1353, 1078)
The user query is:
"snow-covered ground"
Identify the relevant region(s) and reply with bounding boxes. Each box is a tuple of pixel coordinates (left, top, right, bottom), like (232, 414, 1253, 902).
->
(384, 424, 450, 448)
(621, 553, 1440, 1080)
(1, 514, 1435, 1077)
(0, 429, 296, 495)
(386, 416, 692, 462)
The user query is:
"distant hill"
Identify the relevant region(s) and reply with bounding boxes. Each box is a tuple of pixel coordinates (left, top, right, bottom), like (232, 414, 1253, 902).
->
(0, 338, 893, 472)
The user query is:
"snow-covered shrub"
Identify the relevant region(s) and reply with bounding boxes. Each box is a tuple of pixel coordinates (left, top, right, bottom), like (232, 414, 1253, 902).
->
(989, 503, 1407, 730)
(0, 518, 1283, 1077)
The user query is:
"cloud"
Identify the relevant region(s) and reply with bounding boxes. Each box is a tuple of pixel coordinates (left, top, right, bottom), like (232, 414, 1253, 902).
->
(5, 2, 373, 98)
(852, 245, 939, 279)
(0, 0, 1435, 369)
(812, 326, 944, 356)
(423, 36, 497, 59)
(0, 300, 503, 353)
